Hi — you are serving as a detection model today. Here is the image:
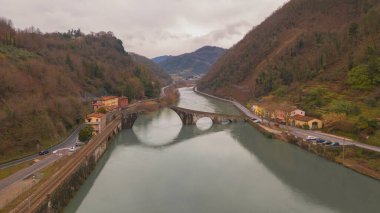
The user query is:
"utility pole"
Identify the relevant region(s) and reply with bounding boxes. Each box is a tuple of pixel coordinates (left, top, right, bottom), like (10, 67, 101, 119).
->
(342, 138, 345, 162)
(28, 175, 36, 213)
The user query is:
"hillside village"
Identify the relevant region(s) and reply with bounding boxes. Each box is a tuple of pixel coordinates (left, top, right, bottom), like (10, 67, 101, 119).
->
(250, 103, 323, 130)
(85, 96, 129, 135)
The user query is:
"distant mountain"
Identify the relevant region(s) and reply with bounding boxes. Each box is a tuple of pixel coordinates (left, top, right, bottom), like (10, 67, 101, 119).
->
(153, 46, 226, 77)
(129, 53, 172, 85)
(152, 55, 173, 63)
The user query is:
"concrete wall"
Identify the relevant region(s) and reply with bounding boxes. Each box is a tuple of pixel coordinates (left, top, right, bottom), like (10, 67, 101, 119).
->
(30, 121, 121, 213)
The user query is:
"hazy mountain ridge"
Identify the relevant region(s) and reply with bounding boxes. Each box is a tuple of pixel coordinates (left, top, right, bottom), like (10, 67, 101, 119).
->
(153, 46, 226, 77)
(129, 52, 172, 85)
(152, 55, 173, 63)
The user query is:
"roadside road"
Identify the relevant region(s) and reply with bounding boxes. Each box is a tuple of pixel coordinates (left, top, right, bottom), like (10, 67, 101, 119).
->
(0, 124, 82, 170)
(194, 87, 380, 153)
(0, 155, 59, 191)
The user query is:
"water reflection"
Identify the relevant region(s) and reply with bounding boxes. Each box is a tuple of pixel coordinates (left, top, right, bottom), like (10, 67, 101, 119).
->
(65, 88, 380, 213)
(133, 109, 182, 147)
(177, 87, 239, 115)
(196, 117, 213, 130)
(229, 124, 380, 213)
(130, 108, 232, 149)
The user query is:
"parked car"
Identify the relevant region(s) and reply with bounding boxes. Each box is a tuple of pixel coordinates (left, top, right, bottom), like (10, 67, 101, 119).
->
(69, 146, 77, 152)
(75, 142, 85, 147)
(316, 138, 326, 143)
(323, 141, 333, 145)
(307, 136, 317, 140)
(253, 119, 262, 124)
(38, 150, 49, 155)
(331, 142, 340, 147)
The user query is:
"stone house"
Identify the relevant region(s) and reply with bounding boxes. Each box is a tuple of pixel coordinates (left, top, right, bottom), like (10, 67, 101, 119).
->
(290, 115, 323, 129)
(85, 113, 106, 135)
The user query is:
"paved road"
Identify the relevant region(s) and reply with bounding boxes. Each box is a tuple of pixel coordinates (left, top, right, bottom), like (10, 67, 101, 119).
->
(194, 87, 380, 153)
(160, 85, 169, 97)
(0, 154, 60, 191)
(0, 147, 75, 191)
(0, 124, 82, 170)
(160, 82, 175, 98)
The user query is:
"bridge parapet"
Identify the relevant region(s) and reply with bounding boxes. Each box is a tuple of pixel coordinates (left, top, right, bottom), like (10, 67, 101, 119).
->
(169, 106, 244, 125)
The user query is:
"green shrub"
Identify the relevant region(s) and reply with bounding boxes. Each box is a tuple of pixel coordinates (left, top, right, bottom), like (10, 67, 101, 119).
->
(329, 100, 360, 115)
(348, 57, 380, 90)
(272, 85, 288, 97)
(348, 65, 372, 90)
(79, 125, 94, 142)
(365, 98, 377, 107)
(303, 124, 310, 130)
(96, 107, 107, 114)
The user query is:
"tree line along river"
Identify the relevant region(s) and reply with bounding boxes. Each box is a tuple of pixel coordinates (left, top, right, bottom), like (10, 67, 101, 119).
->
(65, 87, 380, 213)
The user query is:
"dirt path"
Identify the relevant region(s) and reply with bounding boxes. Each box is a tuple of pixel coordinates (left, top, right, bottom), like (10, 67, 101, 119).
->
(0, 177, 39, 210)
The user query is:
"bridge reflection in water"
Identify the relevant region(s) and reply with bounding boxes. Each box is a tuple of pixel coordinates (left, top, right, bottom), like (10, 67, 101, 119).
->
(119, 105, 245, 131)
(127, 122, 231, 148)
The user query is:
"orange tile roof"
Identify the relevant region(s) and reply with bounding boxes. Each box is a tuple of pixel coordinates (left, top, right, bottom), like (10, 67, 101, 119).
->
(291, 114, 318, 122)
(87, 113, 105, 119)
(275, 105, 297, 112)
(98, 96, 118, 101)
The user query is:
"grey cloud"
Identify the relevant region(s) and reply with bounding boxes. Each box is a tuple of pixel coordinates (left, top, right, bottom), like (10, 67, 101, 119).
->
(210, 21, 252, 41)
(0, 0, 288, 57)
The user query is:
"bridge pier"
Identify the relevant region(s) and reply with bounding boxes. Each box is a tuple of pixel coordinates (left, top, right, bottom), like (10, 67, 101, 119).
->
(121, 112, 139, 129)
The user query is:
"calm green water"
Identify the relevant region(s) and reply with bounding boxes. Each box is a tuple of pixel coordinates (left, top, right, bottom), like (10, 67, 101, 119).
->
(65, 87, 380, 213)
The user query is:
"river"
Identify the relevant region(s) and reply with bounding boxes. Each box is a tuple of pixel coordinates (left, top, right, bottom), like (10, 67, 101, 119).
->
(65, 87, 380, 213)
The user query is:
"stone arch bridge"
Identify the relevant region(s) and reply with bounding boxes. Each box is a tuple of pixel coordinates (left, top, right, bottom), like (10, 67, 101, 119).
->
(169, 106, 245, 125)
(115, 106, 245, 129)
(118, 106, 245, 129)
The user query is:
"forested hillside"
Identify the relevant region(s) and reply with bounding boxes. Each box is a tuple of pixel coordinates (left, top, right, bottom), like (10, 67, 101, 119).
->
(153, 46, 226, 77)
(199, 0, 380, 144)
(0, 18, 162, 162)
(129, 52, 172, 86)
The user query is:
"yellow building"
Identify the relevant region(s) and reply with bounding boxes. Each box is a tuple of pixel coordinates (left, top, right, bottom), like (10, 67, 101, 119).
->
(290, 115, 323, 129)
(93, 96, 119, 112)
(254, 105, 265, 117)
(85, 113, 106, 135)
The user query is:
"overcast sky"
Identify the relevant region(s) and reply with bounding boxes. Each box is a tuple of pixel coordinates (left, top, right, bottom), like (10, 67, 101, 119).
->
(0, 0, 288, 58)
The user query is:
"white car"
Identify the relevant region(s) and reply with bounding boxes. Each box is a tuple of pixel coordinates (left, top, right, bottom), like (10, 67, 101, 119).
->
(306, 136, 317, 140)
(253, 119, 262, 123)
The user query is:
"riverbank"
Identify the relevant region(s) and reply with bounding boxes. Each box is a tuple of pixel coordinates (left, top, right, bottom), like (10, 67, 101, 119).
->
(194, 87, 380, 181)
